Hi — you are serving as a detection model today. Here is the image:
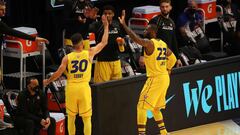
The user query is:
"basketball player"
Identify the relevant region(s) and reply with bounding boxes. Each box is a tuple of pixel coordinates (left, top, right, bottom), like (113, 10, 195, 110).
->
(89, 5, 125, 83)
(119, 10, 177, 135)
(43, 15, 109, 135)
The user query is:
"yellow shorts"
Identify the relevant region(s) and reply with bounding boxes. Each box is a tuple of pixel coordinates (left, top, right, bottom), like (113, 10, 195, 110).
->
(65, 82, 92, 117)
(93, 60, 122, 83)
(138, 75, 170, 110)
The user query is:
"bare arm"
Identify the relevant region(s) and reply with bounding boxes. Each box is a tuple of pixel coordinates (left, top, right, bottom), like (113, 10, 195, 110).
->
(118, 10, 154, 55)
(166, 48, 177, 71)
(43, 55, 68, 86)
(89, 15, 109, 60)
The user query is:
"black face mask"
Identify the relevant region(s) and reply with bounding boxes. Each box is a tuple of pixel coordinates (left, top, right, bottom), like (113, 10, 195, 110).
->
(188, 8, 197, 16)
(187, 8, 197, 20)
(32, 85, 40, 92)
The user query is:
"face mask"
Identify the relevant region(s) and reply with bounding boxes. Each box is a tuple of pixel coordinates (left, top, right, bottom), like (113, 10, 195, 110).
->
(188, 8, 196, 15)
(32, 85, 40, 92)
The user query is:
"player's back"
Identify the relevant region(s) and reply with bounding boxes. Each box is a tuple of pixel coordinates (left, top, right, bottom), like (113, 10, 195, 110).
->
(144, 39, 168, 77)
(66, 50, 92, 83)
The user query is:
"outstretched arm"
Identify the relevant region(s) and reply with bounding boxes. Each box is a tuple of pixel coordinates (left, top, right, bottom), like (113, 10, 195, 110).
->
(0, 22, 49, 44)
(118, 10, 154, 55)
(43, 55, 68, 86)
(89, 15, 109, 60)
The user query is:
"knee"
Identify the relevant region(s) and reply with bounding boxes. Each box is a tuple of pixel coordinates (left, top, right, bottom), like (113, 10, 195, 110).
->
(82, 116, 91, 123)
(152, 108, 160, 113)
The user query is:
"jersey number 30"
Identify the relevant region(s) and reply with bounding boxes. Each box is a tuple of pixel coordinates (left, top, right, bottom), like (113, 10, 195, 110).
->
(70, 59, 88, 73)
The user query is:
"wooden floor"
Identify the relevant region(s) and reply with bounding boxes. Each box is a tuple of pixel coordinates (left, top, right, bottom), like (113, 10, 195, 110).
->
(170, 120, 240, 135)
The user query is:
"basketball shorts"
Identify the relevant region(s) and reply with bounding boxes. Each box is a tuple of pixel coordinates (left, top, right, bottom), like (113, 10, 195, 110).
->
(65, 82, 92, 117)
(94, 60, 122, 83)
(138, 75, 170, 110)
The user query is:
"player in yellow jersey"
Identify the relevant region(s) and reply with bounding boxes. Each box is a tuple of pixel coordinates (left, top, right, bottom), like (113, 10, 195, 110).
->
(119, 10, 177, 135)
(43, 15, 109, 135)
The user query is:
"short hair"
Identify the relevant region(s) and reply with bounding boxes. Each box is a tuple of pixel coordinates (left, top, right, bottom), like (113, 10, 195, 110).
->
(103, 5, 115, 13)
(71, 33, 83, 46)
(0, 0, 5, 6)
(159, 0, 171, 4)
(148, 24, 158, 34)
(26, 77, 37, 86)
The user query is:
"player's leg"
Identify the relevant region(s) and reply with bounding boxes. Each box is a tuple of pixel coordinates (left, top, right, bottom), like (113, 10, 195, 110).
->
(94, 61, 111, 83)
(65, 85, 79, 135)
(111, 60, 122, 80)
(153, 75, 170, 135)
(152, 109, 168, 135)
(78, 84, 92, 135)
(82, 116, 91, 135)
(68, 114, 76, 135)
(137, 106, 147, 135)
(137, 78, 155, 135)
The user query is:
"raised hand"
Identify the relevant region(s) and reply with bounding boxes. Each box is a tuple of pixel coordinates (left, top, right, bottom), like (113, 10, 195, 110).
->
(35, 37, 49, 45)
(118, 10, 126, 25)
(102, 15, 108, 27)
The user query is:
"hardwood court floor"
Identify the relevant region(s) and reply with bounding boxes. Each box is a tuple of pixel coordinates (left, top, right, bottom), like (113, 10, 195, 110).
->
(170, 120, 240, 135)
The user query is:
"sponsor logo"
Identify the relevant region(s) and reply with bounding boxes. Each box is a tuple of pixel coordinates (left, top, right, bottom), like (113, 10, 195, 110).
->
(147, 95, 175, 118)
(183, 72, 240, 117)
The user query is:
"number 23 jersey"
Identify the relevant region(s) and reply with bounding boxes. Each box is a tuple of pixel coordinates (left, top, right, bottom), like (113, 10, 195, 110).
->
(66, 51, 92, 83)
(144, 39, 168, 77)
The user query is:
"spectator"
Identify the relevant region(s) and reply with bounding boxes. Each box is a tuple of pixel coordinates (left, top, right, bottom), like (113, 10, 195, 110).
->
(232, 0, 240, 19)
(89, 5, 125, 83)
(235, 20, 240, 52)
(139, 0, 182, 68)
(218, 0, 239, 55)
(15, 77, 56, 135)
(0, 0, 49, 102)
(220, 0, 240, 19)
(177, 0, 204, 46)
(63, 0, 98, 46)
(0, 0, 49, 45)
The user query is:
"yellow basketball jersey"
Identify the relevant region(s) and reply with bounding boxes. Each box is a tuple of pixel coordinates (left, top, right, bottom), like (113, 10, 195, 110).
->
(66, 50, 92, 83)
(144, 39, 168, 77)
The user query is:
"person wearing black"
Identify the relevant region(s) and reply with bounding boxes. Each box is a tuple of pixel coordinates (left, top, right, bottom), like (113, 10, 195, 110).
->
(15, 77, 56, 135)
(89, 5, 125, 83)
(139, 0, 182, 68)
(0, 1, 49, 44)
(235, 20, 240, 52)
(177, 0, 204, 46)
(63, 0, 98, 46)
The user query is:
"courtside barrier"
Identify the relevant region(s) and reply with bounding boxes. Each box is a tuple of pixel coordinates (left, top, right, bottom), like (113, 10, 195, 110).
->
(91, 55, 240, 135)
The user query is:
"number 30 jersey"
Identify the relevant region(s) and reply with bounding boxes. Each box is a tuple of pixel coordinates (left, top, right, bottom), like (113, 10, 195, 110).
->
(144, 39, 168, 77)
(66, 51, 92, 83)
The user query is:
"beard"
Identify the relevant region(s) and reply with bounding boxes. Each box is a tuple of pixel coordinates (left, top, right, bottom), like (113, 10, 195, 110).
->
(161, 11, 170, 17)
